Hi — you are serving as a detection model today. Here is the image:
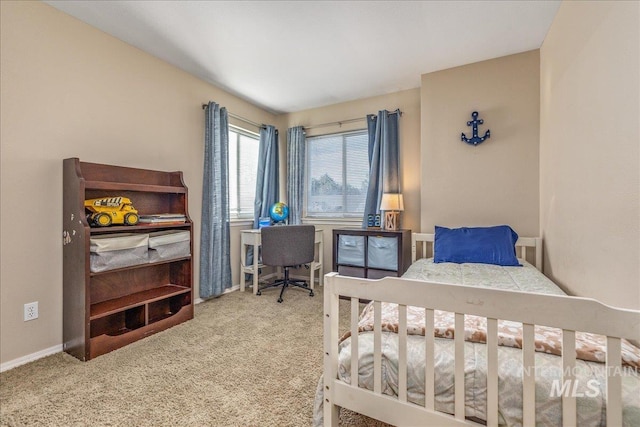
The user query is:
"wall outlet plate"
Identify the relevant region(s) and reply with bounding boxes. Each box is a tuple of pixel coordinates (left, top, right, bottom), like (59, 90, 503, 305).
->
(24, 302, 38, 321)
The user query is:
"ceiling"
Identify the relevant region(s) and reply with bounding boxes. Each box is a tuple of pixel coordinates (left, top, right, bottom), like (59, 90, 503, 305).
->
(45, 1, 561, 114)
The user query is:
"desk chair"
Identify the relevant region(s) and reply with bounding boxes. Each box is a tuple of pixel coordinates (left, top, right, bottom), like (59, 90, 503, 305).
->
(257, 225, 315, 303)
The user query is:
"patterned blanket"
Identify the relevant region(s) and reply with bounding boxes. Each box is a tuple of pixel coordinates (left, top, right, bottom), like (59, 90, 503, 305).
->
(346, 303, 640, 368)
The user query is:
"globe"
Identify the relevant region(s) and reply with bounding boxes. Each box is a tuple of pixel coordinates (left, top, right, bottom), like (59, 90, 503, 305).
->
(269, 202, 289, 224)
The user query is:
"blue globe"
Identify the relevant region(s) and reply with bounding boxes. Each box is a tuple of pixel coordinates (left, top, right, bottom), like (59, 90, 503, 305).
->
(269, 202, 289, 223)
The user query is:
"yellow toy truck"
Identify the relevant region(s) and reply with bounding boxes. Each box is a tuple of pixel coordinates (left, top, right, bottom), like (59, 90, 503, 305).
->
(84, 197, 139, 227)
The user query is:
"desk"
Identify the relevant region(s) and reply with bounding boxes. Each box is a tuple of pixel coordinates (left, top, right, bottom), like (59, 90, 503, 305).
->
(240, 228, 323, 295)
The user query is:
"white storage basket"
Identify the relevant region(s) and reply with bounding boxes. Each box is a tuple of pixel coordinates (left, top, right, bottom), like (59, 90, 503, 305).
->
(337, 235, 365, 267)
(367, 236, 398, 270)
(90, 233, 149, 273)
(148, 230, 190, 263)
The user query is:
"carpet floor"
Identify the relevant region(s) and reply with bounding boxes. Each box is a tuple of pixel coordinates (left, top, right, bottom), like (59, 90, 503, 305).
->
(0, 285, 391, 427)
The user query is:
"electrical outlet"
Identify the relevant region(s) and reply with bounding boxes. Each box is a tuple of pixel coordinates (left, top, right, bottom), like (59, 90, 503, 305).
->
(24, 302, 38, 321)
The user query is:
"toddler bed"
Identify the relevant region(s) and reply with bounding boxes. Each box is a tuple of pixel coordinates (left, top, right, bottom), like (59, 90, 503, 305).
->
(316, 227, 640, 426)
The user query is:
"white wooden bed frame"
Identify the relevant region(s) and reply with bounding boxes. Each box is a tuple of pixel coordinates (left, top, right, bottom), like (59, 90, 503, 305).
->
(323, 233, 640, 426)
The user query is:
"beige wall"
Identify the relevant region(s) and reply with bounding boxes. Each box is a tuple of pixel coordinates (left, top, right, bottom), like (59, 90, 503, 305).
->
(421, 51, 541, 237)
(0, 1, 279, 364)
(540, 1, 639, 309)
(284, 89, 422, 267)
(4, 0, 637, 367)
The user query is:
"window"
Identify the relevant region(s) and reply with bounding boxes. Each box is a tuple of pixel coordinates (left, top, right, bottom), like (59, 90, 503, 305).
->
(229, 127, 259, 218)
(305, 130, 369, 218)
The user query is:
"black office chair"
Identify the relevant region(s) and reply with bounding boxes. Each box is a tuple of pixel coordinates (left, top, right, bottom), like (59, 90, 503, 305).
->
(257, 225, 315, 303)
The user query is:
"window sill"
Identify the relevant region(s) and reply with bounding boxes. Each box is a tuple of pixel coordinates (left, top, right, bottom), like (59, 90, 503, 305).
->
(302, 217, 363, 227)
(230, 219, 253, 228)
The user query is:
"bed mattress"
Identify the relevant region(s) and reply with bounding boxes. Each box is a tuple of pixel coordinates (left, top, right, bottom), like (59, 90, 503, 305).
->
(403, 257, 566, 295)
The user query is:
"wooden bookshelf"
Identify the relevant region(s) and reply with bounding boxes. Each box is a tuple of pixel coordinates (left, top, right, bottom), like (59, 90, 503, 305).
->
(63, 158, 194, 361)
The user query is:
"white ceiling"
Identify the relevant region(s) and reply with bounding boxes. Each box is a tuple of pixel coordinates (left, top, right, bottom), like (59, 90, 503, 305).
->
(45, 1, 561, 114)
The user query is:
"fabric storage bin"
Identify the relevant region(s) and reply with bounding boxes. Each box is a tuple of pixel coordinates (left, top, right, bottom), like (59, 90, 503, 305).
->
(90, 233, 149, 273)
(367, 236, 398, 270)
(148, 230, 190, 263)
(337, 235, 365, 267)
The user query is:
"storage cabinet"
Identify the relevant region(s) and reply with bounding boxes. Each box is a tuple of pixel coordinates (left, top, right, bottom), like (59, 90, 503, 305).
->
(63, 158, 193, 361)
(333, 228, 411, 279)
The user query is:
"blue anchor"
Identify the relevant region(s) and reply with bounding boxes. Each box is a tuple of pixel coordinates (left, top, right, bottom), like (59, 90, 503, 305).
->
(461, 111, 490, 146)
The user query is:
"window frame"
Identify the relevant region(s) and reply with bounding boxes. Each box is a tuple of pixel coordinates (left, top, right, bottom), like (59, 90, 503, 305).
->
(303, 129, 369, 220)
(228, 125, 260, 220)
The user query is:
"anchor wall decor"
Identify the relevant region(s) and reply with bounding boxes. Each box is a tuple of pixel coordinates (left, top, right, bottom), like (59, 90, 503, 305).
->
(461, 111, 490, 146)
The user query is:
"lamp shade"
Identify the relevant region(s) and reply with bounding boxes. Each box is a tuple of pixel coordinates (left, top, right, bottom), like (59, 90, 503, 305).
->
(380, 193, 404, 211)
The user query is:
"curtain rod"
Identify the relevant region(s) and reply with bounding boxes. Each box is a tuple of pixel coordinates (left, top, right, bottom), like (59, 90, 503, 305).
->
(201, 104, 265, 129)
(202, 103, 402, 130)
(303, 109, 402, 130)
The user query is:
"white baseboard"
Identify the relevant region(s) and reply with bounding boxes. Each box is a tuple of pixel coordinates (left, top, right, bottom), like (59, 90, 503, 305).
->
(0, 344, 63, 373)
(194, 284, 240, 304)
(225, 284, 241, 294)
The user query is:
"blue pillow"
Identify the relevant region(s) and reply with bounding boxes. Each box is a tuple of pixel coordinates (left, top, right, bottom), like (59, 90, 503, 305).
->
(434, 225, 521, 266)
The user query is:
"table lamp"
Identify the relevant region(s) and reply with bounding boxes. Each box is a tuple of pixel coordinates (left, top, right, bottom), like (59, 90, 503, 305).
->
(380, 193, 404, 231)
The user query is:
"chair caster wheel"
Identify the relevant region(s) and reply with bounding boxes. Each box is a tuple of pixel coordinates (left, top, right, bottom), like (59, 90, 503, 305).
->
(310, 291, 314, 297)
(257, 291, 261, 296)
(277, 298, 283, 303)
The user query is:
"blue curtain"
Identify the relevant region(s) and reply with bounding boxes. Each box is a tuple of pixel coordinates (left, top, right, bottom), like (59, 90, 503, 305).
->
(362, 109, 401, 228)
(199, 101, 232, 299)
(287, 126, 305, 225)
(253, 125, 280, 228)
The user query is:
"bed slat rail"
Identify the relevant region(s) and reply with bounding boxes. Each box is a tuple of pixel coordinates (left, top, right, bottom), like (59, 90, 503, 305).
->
(562, 330, 577, 426)
(607, 337, 623, 426)
(522, 323, 536, 425)
(373, 300, 382, 394)
(486, 318, 498, 427)
(323, 281, 340, 426)
(350, 298, 359, 388)
(454, 313, 465, 421)
(323, 272, 640, 427)
(398, 304, 408, 403)
(424, 308, 436, 411)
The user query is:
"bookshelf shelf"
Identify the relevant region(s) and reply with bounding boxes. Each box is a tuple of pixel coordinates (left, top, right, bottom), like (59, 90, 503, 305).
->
(90, 284, 190, 320)
(85, 180, 186, 194)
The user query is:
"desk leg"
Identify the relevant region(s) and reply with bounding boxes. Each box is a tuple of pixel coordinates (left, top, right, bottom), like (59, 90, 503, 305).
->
(309, 263, 323, 290)
(252, 242, 259, 295)
(240, 243, 246, 292)
(310, 265, 315, 291)
(318, 240, 324, 286)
